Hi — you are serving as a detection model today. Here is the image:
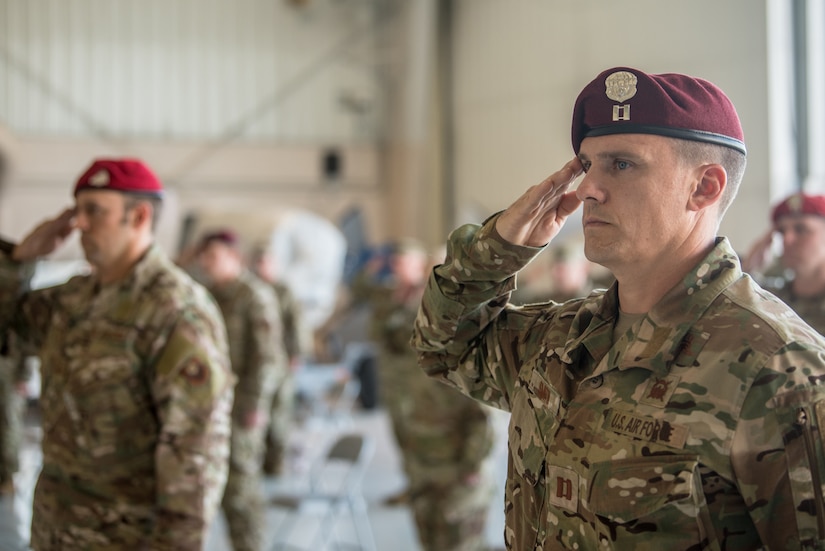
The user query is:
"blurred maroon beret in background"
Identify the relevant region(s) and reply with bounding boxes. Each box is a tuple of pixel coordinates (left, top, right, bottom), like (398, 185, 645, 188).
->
(571, 66, 746, 156)
(771, 192, 825, 223)
(198, 229, 239, 250)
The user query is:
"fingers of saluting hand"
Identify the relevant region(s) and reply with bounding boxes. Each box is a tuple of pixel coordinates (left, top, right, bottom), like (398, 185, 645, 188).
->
(38, 208, 77, 243)
(53, 208, 77, 237)
(496, 158, 584, 247)
(741, 227, 775, 273)
(14, 207, 77, 261)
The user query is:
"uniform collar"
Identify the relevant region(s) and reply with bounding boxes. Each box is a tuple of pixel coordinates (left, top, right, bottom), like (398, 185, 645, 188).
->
(566, 237, 742, 377)
(89, 244, 163, 293)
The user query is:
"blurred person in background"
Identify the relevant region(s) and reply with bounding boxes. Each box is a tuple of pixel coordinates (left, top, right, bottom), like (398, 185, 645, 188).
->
(404, 245, 497, 551)
(196, 229, 287, 551)
(368, 239, 430, 505)
(0, 333, 34, 551)
(250, 244, 308, 476)
(742, 192, 825, 334)
(0, 334, 32, 497)
(312, 244, 391, 412)
(0, 158, 234, 550)
(314, 238, 430, 504)
(510, 238, 596, 305)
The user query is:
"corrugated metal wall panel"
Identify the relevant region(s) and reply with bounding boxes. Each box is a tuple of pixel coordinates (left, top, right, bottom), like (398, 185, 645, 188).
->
(0, 0, 388, 143)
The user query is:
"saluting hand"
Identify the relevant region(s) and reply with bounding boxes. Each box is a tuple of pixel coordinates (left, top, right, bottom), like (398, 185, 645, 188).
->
(12, 208, 77, 262)
(495, 158, 584, 247)
(740, 228, 775, 274)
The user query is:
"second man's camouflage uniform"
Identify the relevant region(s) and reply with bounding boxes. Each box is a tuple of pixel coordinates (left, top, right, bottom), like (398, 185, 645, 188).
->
(412, 217, 825, 550)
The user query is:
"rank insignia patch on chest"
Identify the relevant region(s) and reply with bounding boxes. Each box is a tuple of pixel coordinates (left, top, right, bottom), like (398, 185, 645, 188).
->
(547, 465, 579, 512)
(639, 374, 680, 408)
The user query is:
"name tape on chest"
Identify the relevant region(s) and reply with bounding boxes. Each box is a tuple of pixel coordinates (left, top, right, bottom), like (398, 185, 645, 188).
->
(603, 409, 688, 449)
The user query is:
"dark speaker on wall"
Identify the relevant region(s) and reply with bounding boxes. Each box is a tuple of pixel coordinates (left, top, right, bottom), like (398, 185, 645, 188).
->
(322, 148, 342, 183)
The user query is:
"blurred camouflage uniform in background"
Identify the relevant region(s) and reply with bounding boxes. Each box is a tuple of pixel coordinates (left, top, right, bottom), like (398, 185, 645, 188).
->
(374, 240, 498, 549)
(405, 371, 496, 551)
(0, 334, 32, 495)
(206, 269, 286, 551)
(0, 245, 235, 551)
(263, 280, 305, 475)
(510, 238, 598, 306)
(363, 240, 430, 501)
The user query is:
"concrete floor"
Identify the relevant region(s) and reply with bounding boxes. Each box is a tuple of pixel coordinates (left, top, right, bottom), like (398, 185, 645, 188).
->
(0, 374, 510, 551)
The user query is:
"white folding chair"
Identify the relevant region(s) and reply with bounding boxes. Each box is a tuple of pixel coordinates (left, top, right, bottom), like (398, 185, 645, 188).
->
(268, 432, 376, 551)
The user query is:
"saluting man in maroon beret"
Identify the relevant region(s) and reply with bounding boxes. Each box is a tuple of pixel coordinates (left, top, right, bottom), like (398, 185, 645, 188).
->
(0, 158, 235, 550)
(744, 191, 825, 335)
(411, 67, 825, 550)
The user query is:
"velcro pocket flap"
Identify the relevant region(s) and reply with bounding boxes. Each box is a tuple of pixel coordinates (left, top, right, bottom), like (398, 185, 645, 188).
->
(588, 454, 699, 523)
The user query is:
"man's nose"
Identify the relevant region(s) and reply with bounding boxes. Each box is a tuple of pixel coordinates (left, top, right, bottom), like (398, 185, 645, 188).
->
(74, 211, 90, 231)
(575, 172, 603, 202)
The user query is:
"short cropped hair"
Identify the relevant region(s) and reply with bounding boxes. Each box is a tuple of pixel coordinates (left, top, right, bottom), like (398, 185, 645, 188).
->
(123, 194, 164, 231)
(673, 139, 747, 220)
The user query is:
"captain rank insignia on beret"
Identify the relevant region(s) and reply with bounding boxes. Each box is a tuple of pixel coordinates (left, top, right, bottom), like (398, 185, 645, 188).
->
(606, 70, 637, 122)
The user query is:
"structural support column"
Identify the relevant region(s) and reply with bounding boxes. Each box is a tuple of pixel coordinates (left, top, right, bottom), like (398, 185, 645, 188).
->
(382, 0, 446, 248)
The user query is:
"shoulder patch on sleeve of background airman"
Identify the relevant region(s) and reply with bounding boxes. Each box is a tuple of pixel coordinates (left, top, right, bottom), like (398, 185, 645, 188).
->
(181, 359, 210, 386)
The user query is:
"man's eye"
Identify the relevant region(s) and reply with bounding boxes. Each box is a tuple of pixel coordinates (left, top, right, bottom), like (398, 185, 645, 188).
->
(81, 205, 102, 217)
(616, 160, 631, 170)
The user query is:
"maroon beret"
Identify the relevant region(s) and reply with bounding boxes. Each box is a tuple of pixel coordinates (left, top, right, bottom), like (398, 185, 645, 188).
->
(74, 158, 164, 197)
(571, 67, 746, 155)
(771, 192, 825, 223)
(198, 229, 239, 250)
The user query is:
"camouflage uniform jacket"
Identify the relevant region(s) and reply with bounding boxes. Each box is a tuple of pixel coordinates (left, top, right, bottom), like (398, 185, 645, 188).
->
(272, 281, 305, 361)
(0, 245, 235, 551)
(765, 283, 825, 336)
(411, 217, 825, 551)
(405, 371, 495, 488)
(208, 271, 286, 426)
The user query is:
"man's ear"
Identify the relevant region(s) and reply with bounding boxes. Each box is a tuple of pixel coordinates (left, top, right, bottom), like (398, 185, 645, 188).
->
(689, 164, 726, 212)
(131, 201, 153, 228)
